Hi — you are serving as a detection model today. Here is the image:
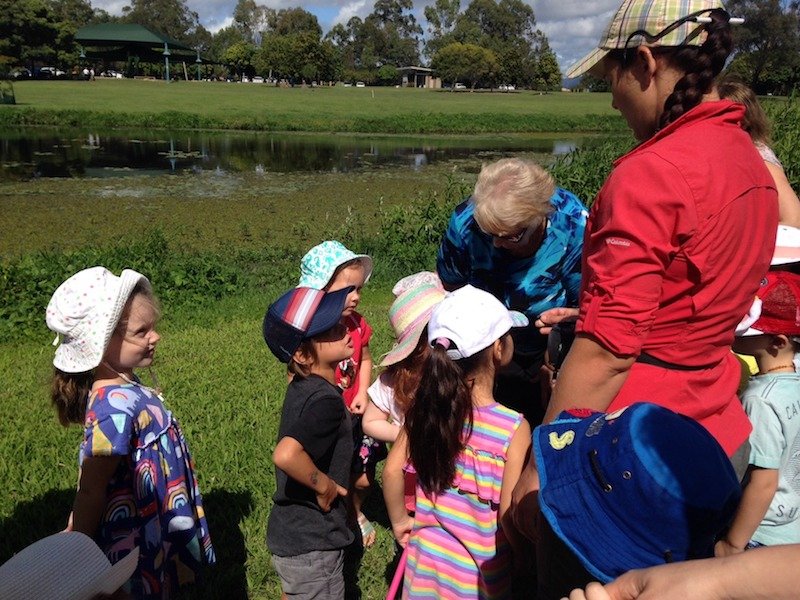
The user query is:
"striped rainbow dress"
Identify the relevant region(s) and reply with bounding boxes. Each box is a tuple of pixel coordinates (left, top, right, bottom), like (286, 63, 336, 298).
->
(403, 402, 523, 599)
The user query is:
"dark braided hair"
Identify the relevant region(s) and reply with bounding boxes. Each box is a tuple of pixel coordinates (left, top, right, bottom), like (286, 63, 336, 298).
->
(606, 9, 734, 134)
(657, 9, 733, 130)
(404, 342, 481, 495)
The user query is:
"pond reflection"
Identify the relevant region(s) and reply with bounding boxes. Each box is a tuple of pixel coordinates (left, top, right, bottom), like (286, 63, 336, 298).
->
(0, 129, 603, 180)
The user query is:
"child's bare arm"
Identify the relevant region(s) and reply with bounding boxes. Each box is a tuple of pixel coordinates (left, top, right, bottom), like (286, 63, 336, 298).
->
(383, 431, 414, 546)
(72, 455, 122, 537)
(350, 346, 373, 415)
(362, 399, 400, 442)
(715, 466, 778, 556)
(274, 436, 347, 512)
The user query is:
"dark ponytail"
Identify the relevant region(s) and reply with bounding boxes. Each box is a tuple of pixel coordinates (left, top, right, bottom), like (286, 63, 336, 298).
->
(404, 342, 481, 495)
(658, 9, 733, 130)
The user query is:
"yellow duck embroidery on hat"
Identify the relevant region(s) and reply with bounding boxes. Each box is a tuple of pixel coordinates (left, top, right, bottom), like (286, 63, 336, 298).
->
(549, 430, 575, 450)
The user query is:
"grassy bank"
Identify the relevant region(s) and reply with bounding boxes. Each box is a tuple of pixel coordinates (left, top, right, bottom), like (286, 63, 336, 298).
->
(2, 93, 799, 598)
(2, 80, 626, 133)
(0, 135, 634, 597)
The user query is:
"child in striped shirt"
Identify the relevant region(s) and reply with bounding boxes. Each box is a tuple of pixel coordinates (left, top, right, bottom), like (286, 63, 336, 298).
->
(383, 285, 532, 599)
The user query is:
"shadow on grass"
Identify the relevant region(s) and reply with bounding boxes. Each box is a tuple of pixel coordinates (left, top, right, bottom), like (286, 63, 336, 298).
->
(0, 488, 253, 600)
(0, 488, 73, 563)
(179, 489, 253, 600)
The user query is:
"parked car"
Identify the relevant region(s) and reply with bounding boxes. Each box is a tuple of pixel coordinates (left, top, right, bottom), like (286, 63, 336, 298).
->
(37, 67, 66, 79)
(252, 76, 264, 83)
(101, 69, 123, 79)
(11, 68, 32, 79)
(454, 82, 467, 90)
(355, 81, 366, 88)
(498, 84, 515, 91)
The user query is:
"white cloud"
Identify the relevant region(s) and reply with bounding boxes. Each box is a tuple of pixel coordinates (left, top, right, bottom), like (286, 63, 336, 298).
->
(332, 0, 371, 26)
(531, 0, 618, 72)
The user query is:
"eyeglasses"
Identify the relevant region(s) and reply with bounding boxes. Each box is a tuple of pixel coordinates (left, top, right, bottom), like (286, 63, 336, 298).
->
(491, 227, 528, 244)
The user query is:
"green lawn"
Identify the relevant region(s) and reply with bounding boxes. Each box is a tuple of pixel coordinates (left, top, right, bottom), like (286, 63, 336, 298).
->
(0, 285, 401, 599)
(1, 79, 622, 133)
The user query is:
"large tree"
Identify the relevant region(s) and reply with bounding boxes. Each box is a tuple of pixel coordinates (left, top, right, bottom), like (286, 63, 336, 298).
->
(725, 0, 800, 94)
(270, 7, 322, 37)
(426, 0, 554, 88)
(363, 0, 423, 67)
(431, 41, 498, 88)
(232, 0, 273, 45)
(255, 31, 339, 82)
(122, 0, 201, 44)
(0, 0, 59, 69)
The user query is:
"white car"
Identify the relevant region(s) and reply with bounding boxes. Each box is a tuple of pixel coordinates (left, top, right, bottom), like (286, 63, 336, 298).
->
(454, 82, 467, 90)
(498, 84, 515, 91)
(355, 81, 366, 88)
(38, 66, 66, 78)
(252, 76, 264, 83)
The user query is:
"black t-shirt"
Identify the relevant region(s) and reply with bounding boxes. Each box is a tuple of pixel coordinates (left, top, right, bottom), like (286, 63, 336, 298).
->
(267, 374, 354, 556)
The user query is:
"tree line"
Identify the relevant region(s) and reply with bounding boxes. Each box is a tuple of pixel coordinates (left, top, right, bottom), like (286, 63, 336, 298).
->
(2, 0, 797, 93)
(1, 0, 561, 89)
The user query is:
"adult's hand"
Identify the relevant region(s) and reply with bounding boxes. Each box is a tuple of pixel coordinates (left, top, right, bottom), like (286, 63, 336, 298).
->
(536, 307, 579, 335)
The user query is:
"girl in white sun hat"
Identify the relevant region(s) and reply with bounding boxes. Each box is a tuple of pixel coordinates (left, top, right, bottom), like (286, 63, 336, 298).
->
(46, 266, 215, 599)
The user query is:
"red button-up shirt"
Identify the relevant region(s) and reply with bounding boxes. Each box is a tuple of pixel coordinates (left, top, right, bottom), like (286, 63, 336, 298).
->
(577, 100, 777, 455)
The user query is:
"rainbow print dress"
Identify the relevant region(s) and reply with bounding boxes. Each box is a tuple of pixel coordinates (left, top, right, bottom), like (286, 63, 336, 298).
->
(80, 383, 215, 599)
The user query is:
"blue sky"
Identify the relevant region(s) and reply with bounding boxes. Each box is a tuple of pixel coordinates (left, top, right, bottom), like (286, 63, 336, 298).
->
(87, 0, 726, 72)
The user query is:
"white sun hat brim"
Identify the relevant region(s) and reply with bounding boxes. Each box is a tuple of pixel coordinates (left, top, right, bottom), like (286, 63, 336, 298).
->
(0, 532, 139, 600)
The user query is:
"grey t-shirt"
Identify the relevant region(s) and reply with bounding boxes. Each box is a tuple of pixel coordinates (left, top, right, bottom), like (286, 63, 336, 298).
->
(267, 374, 354, 556)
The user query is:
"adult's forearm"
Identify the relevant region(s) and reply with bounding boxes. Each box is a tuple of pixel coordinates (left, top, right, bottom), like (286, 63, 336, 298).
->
(543, 336, 634, 423)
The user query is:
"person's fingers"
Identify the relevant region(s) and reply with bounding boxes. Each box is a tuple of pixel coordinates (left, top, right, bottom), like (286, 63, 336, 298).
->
(336, 484, 348, 497)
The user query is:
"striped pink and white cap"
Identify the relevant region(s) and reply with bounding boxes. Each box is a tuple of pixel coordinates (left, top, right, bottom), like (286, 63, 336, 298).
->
(263, 285, 352, 363)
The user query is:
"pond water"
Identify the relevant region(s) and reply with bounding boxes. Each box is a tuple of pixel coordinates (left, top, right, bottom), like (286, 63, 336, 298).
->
(0, 129, 605, 180)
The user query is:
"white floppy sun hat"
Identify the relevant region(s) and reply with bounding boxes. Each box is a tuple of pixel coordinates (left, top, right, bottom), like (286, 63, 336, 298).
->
(46, 266, 150, 373)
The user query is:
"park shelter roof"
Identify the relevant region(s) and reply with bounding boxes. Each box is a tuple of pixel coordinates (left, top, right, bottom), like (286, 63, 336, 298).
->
(75, 24, 197, 61)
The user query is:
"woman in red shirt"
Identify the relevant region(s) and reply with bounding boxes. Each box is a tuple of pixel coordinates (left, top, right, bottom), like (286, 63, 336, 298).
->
(543, 0, 777, 455)
(512, 1, 778, 597)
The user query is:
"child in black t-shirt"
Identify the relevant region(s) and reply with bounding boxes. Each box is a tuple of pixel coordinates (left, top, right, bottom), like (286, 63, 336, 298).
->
(262, 285, 356, 598)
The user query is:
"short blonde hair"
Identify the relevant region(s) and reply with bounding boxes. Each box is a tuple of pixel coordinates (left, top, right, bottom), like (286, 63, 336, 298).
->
(472, 158, 555, 233)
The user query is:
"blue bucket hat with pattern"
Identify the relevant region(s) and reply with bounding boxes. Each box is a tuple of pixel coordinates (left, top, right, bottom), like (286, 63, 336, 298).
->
(298, 240, 373, 290)
(535, 402, 741, 583)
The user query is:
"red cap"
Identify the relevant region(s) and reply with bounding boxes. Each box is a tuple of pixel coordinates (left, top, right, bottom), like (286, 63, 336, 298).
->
(746, 272, 800, 336)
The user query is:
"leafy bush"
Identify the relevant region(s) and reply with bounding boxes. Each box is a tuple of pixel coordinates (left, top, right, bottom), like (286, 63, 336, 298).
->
(0, 230, 244, 342)
(550, 135, 635, 206)
(333, 175, 471, 281)
(766, 93, 800, 190)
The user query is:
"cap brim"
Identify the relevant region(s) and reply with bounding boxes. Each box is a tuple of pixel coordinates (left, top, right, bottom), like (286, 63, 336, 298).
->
(566, 47, 608, 79)
(509, 311, 529, 328)
(305, 286, 352, 337)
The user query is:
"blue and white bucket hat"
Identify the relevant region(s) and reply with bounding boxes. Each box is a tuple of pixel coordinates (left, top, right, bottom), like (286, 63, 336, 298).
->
(298, 240, 373, 290)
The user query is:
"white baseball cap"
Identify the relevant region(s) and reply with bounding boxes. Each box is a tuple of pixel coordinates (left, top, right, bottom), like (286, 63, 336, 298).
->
(0, 532, 139, 600)
(46, 266, 150, 373)
(427, 284, 528, 360)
